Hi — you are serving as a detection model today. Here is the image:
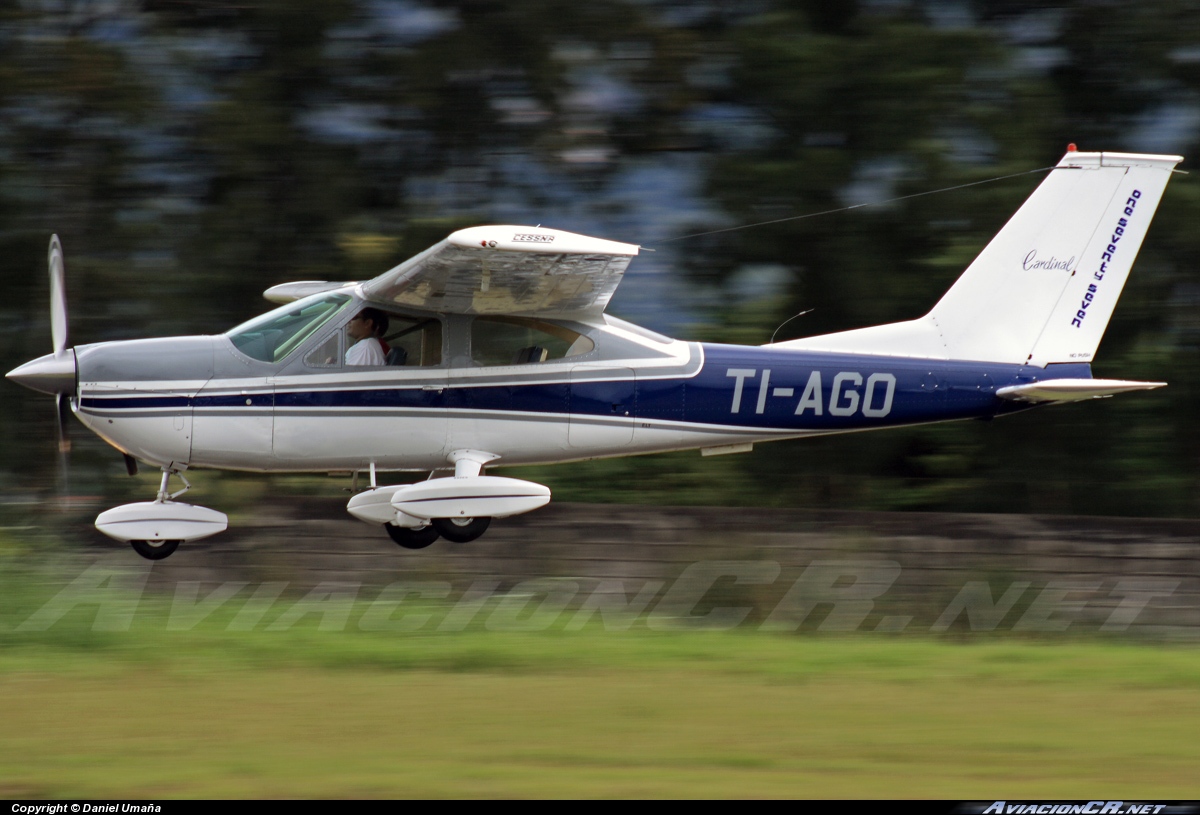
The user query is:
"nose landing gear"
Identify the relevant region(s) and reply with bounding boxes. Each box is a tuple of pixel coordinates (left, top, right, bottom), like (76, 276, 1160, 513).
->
(129, 539, 181, 560)
(94, 467, 227, 560)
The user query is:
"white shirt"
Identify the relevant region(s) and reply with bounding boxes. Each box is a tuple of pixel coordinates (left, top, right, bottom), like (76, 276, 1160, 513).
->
(345, 337, 385, 366)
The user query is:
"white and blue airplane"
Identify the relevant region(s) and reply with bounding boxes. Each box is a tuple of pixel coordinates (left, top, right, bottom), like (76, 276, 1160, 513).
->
(6, 148, 1181, 559)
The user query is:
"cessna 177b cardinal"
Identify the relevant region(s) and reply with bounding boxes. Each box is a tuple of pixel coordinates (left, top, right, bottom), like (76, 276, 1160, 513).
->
(6, 148, 1181, 559)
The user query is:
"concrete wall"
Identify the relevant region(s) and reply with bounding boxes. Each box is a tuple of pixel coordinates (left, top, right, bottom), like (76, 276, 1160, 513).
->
(102, 500, 1200, 639)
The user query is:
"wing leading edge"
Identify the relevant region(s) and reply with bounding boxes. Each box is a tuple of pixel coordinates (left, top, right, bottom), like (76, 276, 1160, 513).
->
(359, 225, 639, 317)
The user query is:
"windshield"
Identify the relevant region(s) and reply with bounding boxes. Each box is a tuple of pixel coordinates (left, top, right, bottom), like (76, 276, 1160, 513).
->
(227, 293, 352, 363)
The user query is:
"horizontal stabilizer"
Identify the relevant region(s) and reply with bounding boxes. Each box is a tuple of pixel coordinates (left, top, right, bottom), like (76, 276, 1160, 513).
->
(996, 378, 1166, 403)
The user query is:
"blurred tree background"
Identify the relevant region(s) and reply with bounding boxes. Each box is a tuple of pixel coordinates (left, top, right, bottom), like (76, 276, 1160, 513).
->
(2, 0, 1199, 518)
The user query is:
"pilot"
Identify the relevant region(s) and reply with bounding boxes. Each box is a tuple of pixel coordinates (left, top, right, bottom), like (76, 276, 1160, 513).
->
(345, 308, 389, 366)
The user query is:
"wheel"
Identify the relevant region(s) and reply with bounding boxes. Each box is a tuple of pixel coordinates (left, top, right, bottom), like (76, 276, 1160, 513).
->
(129, 539, 180, 560)
(431, 516, 491, 543)
(385, 523, 440, 549)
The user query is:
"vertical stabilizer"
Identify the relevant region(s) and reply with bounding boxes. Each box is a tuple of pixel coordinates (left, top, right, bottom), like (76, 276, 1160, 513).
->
(774, 150, 1181, 366)
(929, 150, 1180, 365)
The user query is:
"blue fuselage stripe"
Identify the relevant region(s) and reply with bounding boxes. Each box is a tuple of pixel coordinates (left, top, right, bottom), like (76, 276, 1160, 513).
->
(78, 344, 1091, 431)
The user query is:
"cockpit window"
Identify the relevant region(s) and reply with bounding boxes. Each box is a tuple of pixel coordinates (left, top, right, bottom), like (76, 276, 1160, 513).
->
(471, 317, 594, 366)
(227, 293, 352, 363)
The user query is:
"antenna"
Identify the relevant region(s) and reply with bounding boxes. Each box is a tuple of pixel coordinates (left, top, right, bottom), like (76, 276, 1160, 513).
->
(650, 164, 1060, 246)
(769, 308, 814, 344)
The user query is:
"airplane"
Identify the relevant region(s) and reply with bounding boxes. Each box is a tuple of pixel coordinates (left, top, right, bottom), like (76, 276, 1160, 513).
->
(5, 147, 1182, 560)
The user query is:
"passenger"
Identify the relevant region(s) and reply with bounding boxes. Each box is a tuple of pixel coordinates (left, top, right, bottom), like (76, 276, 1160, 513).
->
(345, 308, 389, 366)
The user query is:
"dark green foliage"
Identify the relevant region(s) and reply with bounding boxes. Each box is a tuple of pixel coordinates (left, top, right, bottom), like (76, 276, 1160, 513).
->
(2, 1, 1198, 515)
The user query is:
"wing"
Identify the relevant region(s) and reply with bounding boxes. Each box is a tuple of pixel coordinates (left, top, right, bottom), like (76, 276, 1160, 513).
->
(263, 280, 355, 304)
(358, 225, 639, 317)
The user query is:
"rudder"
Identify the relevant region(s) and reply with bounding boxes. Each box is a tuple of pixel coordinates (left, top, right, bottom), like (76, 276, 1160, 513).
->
(1026, 153, 1179, 365)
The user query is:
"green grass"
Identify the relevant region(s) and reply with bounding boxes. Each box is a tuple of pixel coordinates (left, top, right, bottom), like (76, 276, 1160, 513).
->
(1, 566, 1199, 797)
(3, 663, 1198, 798)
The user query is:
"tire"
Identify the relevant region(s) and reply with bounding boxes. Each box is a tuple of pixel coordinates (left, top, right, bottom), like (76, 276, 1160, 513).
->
(385, 523, 440, 549)
(431, 516, 491, 543)
(130, 539, 180, 560)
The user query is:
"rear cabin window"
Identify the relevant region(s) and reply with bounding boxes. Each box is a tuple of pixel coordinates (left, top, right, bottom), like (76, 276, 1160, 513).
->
(470, 317, 594, 366)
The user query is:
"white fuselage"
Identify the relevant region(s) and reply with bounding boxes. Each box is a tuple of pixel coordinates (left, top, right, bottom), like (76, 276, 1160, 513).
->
(71, 321, 803, 474)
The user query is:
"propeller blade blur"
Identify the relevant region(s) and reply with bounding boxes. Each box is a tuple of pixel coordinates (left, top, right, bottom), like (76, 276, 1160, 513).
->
(56, 392, 72, 455)
(49, 235, 68, 358)
(55, 391, 70, 502)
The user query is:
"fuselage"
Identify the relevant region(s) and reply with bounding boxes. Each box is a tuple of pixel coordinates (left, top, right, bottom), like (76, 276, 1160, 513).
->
(68, 291, 1075, 474)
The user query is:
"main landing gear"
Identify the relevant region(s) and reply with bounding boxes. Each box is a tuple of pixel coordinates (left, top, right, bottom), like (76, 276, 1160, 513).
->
(384, 523, 440, 549)
(348, 450, 548, 551)
(384, 516, 492, 548)
(432, 516, 491, 543)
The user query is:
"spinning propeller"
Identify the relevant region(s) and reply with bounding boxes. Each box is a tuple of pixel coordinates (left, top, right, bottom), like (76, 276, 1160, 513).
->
(6, 236, 82, 497)
(49, 236, 71, 458)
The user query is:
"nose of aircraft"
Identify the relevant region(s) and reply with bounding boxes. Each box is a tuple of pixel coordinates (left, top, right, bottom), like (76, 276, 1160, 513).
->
(6, 351, 76, 395)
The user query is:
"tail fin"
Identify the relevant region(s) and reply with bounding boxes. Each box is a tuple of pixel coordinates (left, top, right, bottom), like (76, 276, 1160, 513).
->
(775, 150, 1181, 365)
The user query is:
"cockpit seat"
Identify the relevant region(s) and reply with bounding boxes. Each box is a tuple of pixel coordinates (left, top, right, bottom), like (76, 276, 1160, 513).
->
(513, 346, 548, 364)
(385, 347, 408, 366)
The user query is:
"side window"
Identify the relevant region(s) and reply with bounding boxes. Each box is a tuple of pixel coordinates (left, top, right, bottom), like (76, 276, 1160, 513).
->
(338, 309, 444, 368)
(380, 315, 442, 367)
(471, 317, 595, 367)
(304, 332, 342, 368)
